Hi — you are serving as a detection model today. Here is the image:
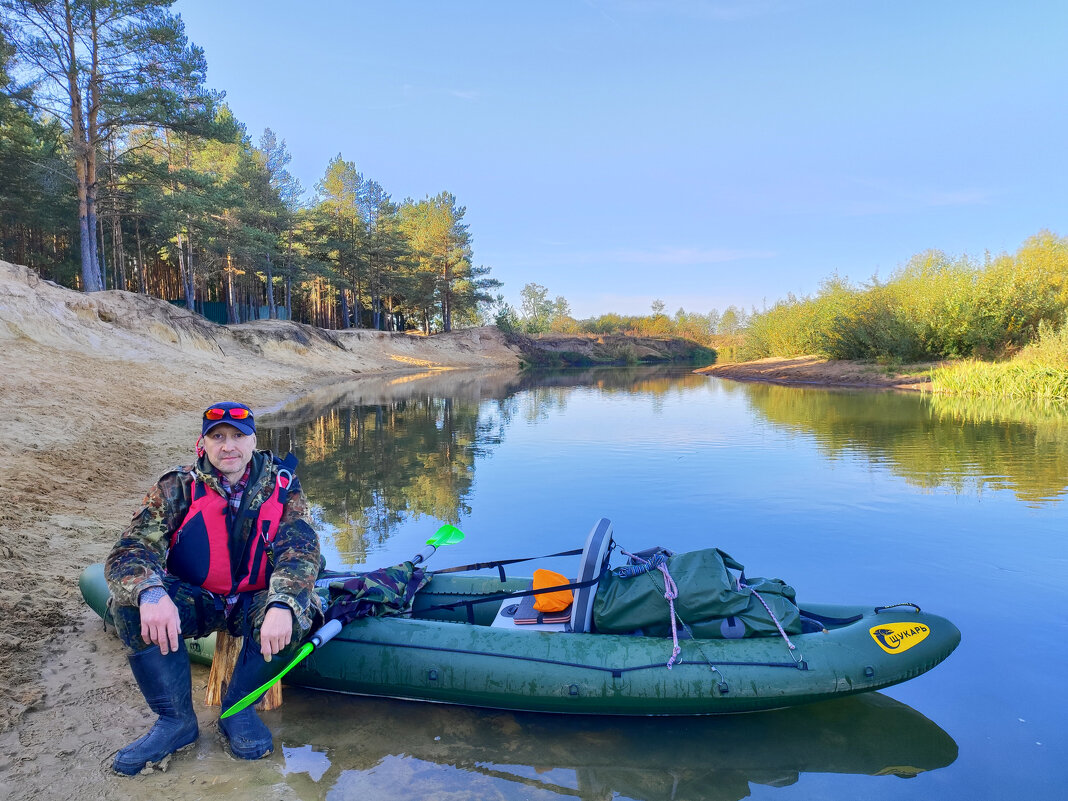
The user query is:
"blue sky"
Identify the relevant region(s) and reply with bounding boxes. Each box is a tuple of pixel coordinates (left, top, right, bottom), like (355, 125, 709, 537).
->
(176, 0, 1068, 319)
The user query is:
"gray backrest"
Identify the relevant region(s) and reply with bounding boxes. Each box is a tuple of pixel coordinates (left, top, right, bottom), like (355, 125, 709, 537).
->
(570, 518, 613, 633)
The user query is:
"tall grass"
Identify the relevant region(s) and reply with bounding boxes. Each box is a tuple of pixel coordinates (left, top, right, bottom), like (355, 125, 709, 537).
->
(742, 231, 1068, 363)
(928, 315, 1068, 399)
(929, 362, 1068, 400)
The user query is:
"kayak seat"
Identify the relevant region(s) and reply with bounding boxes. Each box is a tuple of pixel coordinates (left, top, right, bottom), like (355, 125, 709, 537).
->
(570, 518, 613, 633)
(490, 585, 571, 631)
(489, 517, 613, 634)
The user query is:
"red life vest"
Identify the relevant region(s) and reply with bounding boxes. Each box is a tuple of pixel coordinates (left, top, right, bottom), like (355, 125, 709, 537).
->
(166, 468, 292, 595)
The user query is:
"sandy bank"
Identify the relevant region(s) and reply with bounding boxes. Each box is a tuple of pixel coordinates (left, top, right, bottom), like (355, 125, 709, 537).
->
(696, 355, 936, 392)
(0, 260, 525, 799)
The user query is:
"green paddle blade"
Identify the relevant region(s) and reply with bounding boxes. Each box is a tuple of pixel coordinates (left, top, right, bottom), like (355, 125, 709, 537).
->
(220, 640, 314, 719)
(429, 524, 465, 547)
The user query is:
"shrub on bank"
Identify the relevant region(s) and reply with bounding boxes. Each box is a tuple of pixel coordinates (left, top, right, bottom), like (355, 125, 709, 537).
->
(1015, 315, 1068, 369)
(742, 232, 1068, 364)
(928, 315, 1068, 400)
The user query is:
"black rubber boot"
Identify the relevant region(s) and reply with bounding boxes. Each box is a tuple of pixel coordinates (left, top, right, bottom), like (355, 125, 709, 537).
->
(113, 641, 199, 775)
(219, 635, 278, 760)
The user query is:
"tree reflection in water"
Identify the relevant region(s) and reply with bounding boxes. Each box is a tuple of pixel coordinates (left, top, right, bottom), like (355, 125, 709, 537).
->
(743, 384, 1068, 505)
(261, 397, 489, 563)
(257, 367, 704, 565)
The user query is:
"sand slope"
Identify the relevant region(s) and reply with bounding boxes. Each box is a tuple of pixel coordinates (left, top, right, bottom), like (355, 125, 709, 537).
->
(696, 355, 934, 391)
(0, 260, 522, 798)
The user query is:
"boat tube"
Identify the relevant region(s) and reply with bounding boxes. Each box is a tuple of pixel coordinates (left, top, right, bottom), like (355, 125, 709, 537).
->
(80, 518, 960, 715)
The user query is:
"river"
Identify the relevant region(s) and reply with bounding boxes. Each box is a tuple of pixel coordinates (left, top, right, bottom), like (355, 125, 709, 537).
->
(248, 366, 1066, 800)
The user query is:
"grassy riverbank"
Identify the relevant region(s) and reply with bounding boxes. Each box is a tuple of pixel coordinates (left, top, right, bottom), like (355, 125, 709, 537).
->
(702, 351, 1068, 402)
(927, 318, 1068, 400)
(730, 231, 1068, 401)
(700, 317, 1068, 402)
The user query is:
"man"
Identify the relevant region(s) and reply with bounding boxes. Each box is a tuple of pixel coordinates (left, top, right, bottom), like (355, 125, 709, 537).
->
(105, 401, 321, 775)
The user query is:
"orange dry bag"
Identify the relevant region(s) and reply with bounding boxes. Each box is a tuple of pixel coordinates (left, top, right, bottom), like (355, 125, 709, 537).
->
(532, 568, 574, 613)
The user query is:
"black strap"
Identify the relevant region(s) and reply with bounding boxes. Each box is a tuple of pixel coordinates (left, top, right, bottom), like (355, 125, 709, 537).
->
(316, 547, 588, 588)
(419, 574, 603, 624)
(432, 548, 584, 582)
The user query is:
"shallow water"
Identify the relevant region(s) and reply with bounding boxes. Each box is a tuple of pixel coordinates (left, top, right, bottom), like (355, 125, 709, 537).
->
(252, 366, 1068, 800)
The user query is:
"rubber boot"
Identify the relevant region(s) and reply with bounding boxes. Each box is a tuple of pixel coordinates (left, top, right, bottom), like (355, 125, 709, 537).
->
(219, 635, 278, 759)
(112, 641, 199, 775)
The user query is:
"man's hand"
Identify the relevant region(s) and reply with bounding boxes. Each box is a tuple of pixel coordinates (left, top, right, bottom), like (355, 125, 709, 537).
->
(140, 592, 181, 655)
(259, 605, 294, 661)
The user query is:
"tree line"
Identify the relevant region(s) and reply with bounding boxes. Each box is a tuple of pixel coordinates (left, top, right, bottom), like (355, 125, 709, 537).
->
(0, 1, 498, 332)
(496, 281, 748, 345)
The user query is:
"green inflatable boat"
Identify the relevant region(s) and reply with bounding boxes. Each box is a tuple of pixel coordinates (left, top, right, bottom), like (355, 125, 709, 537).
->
(79, 519, 960, 715)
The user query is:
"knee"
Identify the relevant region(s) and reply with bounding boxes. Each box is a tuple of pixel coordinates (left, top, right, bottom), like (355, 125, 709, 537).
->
(112, 603, 151, 653)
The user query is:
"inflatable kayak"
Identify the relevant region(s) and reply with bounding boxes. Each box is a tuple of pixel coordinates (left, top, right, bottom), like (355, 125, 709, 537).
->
(80, 519, 960, 715)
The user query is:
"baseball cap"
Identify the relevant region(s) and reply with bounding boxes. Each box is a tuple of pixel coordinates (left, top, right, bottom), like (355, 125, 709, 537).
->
(201, 402, 256, 436)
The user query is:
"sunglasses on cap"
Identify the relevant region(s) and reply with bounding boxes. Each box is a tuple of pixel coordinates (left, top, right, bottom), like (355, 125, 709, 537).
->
(204, 406, 251, 421)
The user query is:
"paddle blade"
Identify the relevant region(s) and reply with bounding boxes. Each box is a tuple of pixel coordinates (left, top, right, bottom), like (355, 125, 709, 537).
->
(429, 524, 465, 547)
(220, 641, 314, 719)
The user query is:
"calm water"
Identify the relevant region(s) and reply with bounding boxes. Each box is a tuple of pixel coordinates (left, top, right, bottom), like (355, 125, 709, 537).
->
(250, 366, 1068, 800)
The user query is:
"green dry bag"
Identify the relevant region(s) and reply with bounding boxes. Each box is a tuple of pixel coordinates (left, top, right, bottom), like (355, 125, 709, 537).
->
(591, 547, 802, 639)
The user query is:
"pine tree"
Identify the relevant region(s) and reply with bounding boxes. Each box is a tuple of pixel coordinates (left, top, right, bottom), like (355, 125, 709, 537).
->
(313, 154, 365, 327)
(2, 0, 214, 291)
(400, 192, 477, 333)
(258, 128, 304, 319)
(0, 30, 76, 276)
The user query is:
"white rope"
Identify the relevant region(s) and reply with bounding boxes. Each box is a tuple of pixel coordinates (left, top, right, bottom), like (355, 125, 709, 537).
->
(619, 548, 681, 668)
(744, 583, 796, 651)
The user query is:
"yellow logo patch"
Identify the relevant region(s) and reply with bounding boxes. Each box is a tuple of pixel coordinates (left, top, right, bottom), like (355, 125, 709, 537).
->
(869, 622, 930, 654)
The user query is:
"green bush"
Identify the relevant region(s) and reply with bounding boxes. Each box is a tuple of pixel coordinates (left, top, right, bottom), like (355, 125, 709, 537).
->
(742, 232, 1068, 363)
(927, 313, 1068, 399)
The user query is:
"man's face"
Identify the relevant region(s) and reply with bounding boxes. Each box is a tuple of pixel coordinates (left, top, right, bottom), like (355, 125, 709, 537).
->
(202, 423, 256, 480)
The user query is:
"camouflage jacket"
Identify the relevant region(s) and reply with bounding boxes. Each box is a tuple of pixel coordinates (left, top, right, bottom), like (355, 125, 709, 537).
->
(105, 450, 322, 632)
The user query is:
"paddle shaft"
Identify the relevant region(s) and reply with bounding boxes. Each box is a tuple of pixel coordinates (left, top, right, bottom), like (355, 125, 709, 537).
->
(316, 526, 459, 587)
(221, 525, 463, 718)
(411, 542, 437, 565)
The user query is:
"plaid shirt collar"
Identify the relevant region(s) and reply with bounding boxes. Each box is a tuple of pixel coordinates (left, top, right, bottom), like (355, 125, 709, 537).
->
(215, 464, 252, 517)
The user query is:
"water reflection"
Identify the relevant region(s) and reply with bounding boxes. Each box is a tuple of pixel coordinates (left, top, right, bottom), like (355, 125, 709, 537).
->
(243, 367, 1059, 801)
(269, 691, 956, 800)
(258, 367, 704, 564)
(742, 384, 1068, 505)
(265, 366, 708, 423)
(260, 396, 491, 562)
(260, 369, 1067, 569)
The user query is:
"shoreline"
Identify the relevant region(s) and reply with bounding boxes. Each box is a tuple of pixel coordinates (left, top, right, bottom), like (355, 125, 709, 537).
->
(695, 355, 936, 392)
